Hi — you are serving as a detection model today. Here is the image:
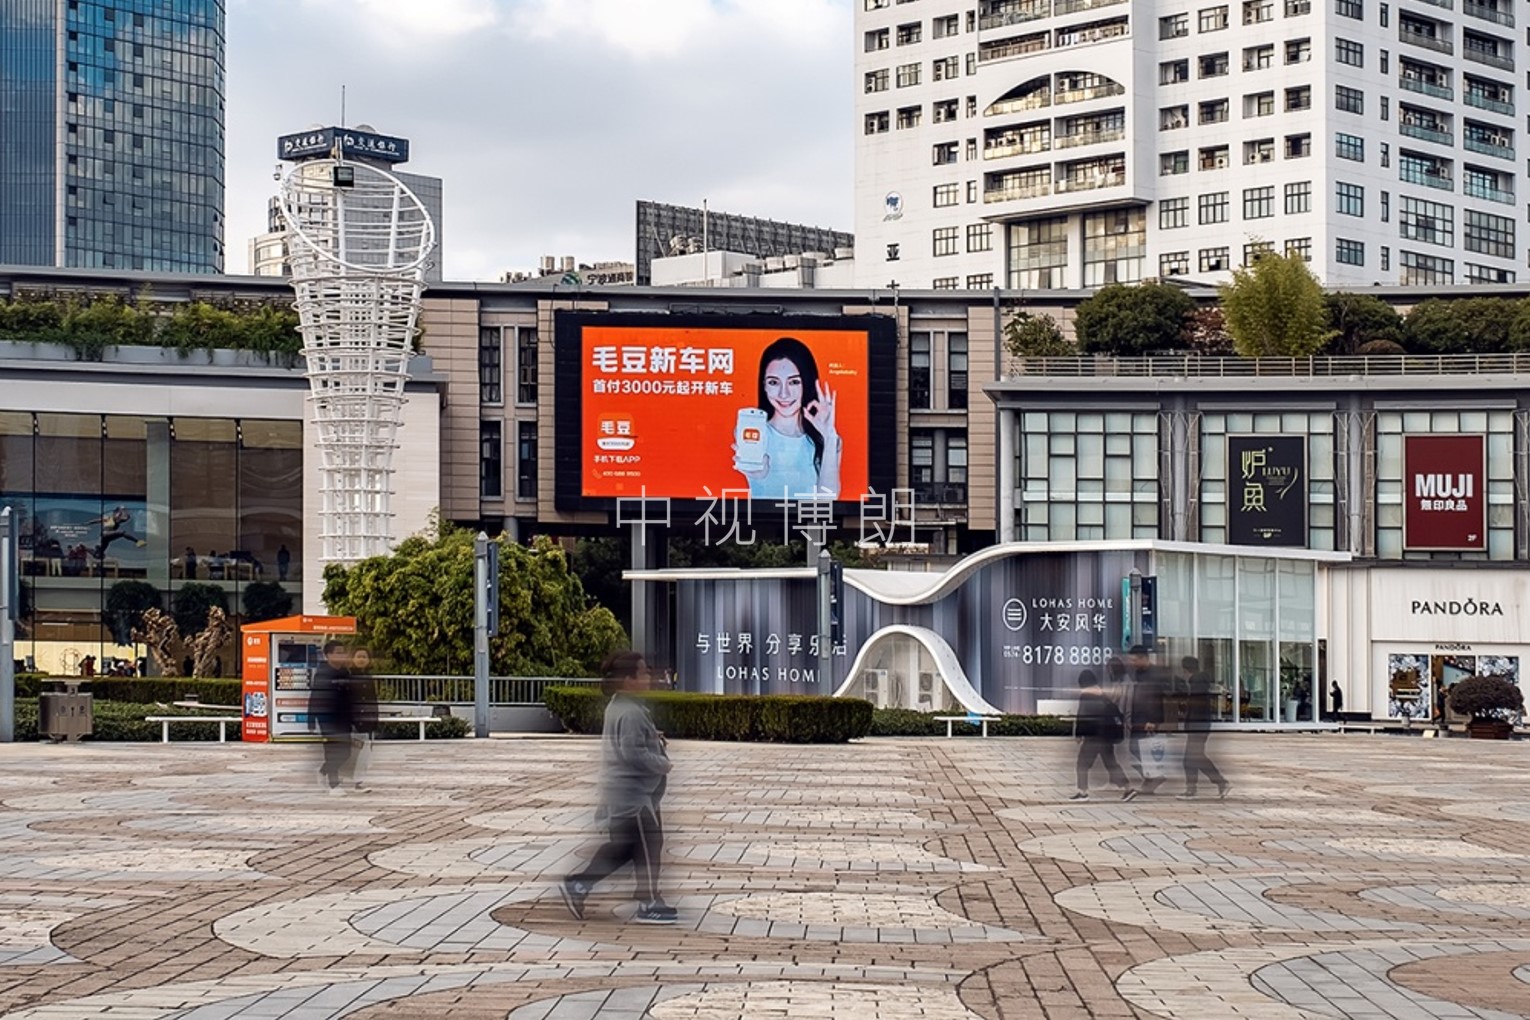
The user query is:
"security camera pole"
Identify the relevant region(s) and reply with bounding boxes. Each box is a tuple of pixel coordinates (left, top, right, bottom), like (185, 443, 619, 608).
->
(474, 533, 499, 738)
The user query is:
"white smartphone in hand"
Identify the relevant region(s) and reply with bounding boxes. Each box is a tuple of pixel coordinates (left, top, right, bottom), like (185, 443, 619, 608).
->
(735, 408, 768, 470)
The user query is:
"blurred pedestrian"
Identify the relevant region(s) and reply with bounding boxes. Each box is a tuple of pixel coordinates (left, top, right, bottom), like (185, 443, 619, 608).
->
(561, 651, 677, 925)
(310, 641, 354, 795)
(1124, 645, 1168, 795)
(1070, 668, 1132, 801)
(342, 648, 378, 792)
(1179, 656, 1229, 800)
(1329, 681, 1344, 720)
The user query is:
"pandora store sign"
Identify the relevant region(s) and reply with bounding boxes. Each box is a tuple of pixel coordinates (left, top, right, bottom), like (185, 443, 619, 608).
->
(1370, 568, 1528, 644)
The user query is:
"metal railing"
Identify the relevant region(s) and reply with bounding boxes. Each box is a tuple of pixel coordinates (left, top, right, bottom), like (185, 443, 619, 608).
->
(978, 2, 1051, 29)
(1464, 135, 1515, 159)
(1004, 353, 1530, 378)
(1463, 90, 1513, 115)
(1399, 26, 1453, 55)
(1399, 76, 1453, 101)
(1399, 121, 1453, 146)
(374, 675, 602, 705)
(1463, 180, 1515, 204)
(1399, 164, 1454, 190)
(1462, 45, 1512, 70)
(1463, 0, 1513, 26)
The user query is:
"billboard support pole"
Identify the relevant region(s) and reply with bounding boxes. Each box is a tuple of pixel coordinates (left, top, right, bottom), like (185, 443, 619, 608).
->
(0, 508, 14, 743)
(473, 532, 491, 739)
(817, 547, 833, 697)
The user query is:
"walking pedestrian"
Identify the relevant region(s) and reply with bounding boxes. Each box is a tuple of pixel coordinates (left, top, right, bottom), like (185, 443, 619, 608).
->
(1329, 681, 1344, 720)
(560, 651, 677, 925)
(309, 641, 354, 795)
(1070, 668, 1132, 801)
(1178, 656, 1229, 800)
(342, 648, 378, 792)
(1123, 645, 1169, 795)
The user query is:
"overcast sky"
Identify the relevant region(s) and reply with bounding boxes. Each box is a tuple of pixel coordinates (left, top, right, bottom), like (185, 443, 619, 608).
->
(225, 0, 853, 280)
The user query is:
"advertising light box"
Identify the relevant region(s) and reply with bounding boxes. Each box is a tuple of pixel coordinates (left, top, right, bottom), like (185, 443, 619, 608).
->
(1404, 434, 1487, 551)
(555, 313, 897, 511)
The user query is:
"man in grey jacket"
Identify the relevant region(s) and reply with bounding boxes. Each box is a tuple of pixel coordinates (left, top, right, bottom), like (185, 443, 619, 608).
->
(561, 651, 677, 925)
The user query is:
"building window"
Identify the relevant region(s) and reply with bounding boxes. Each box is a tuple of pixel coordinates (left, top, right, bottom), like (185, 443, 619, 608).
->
(480, 421, 503, 499)
(1335, 238, 1365, 265)
(1160, 59, 1190, 84)
(933, 14, 960, 37)
(911, 431, 935, 491)
(1465, 263, 1515, 284)
(910, 332, 932, 409)
(1336, 0, 1362, 16)
(1399, 250, 1453, 284)
(1335, 85, 1364, 114)
(933, 56, 960, 80)
(1285, 237, 1312, 261)
(1160, 197, 1190, 228)
(1199, 145, 1229, 170)
(1161, 105, 1190, 130)
(1016, 411, 1160, 541)
(947, 434, 968, 488)
(948, 333, 969, 408)
(1199, 191, 1230, 223)
(1243, 0, 1274, 23)
(934, 183, 959, 206)
(516, 329, 538, 405)
(1285, 37, 1311, 62)
(1285, 0, 1311, 13)
(1335, 181, 1364, 216)
(865, 69, 889, 93)
(1285, 86, 1311, 111)
(1285, 180, 1312, 213)
(897, 105, 922, 128)
(1245, 91, 1275, 117)
(1380, 190, 1389, 222)
(478, 327, 503, 405)
(1285, 132, 1312, 158)
(966, 222, 993, 251)
(896, 62, 921, 87)
(967, 273, 995, 289)
(1334, 132, 1364, 160)
(1161, 150, 1190, 175)
(1160, 13, 1189, 37)
(1243, 138, 1275, 164)
(1200, 99, 1230, 124)
(933, 226, 960, 256)
(1082, 208, 1146, 285)
(896, 21, 922, 45)
(1381, 246, 1390, 271)
(967, 179, 978, 203)
(932, 142, 958, 164)
(1243, 185, 1275, 218)
(1200, 52, 1230, 77)
(934, 98, 958, 122)
(865, 28, 890, 51)
(516, 422, 537, 500)
(1464, 209, 1515, 258)
(1243, 44, 1274, 70)
(1199, 6, 1230, 31)
(1160, 251, 1191, 275)
(932, 277, 959, 289)
(864, 112, 890, 135)
(1399, 195, 1454, 246)
(1008, 216, 1070, 288)
(1335, 37, 1364, 66)
(1199, 246, 1232, 271)
(1243, 240, 1275, 264)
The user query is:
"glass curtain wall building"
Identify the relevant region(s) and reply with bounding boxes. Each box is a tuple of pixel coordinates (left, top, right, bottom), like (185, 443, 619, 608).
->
(0, 0, 225, 271)
(0, 411, 301, 675)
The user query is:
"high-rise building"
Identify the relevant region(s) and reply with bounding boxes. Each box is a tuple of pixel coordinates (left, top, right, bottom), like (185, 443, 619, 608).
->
(252, 125, 443, 281)
(636, 201, 853, 285)
(0, 0, 226, 272)
(854, 0, 1522, 290)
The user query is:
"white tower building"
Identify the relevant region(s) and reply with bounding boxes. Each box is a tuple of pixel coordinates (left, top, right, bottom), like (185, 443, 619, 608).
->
(854, 0, 1521, 290)
(279, 159, 436, 564)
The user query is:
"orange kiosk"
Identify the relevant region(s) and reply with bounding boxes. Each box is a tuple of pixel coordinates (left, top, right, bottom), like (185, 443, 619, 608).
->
(240, 615, 357, 743)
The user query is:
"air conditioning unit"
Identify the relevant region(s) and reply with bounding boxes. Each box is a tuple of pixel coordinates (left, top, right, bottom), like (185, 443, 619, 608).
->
(862, 669, 887, 699)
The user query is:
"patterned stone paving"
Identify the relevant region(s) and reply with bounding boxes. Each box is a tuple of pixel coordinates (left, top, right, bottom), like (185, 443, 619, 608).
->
(0, 734, 1528, 1018)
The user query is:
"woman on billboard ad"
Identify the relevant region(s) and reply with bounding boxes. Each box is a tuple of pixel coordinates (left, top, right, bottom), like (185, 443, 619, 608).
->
(732, 337, 842, 499)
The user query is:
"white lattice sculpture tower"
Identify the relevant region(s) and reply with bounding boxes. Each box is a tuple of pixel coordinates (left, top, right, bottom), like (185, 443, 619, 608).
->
(280, 160, 435, 563)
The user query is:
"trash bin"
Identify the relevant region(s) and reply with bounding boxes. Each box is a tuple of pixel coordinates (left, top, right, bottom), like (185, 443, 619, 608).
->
(39, 681, 93, 743)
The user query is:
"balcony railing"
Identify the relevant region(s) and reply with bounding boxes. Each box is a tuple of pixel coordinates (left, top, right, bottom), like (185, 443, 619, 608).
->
(1053, 0, 1125, 14)
(984, 137, 1051, 158)
(1056, 169, 1126, 192)
(1400, 164, 1454, 189)
(1413, 0, 1452, 7)
(978, 2, 1051, 30)
(913, 483, 969, 506)
(1003, 353, 1530, 379)
(1399, 121, 1453, 146)
(978, 34, 1050, 62)
(1399, 26, 1453, 54)
(1054, 127, 1125, 148)
(1055, 21, 1129, 48)
(1054, 83, 1125, 105)
(1464, 134, 1515, 158)
(1463, 45, 1513, 70)
(1464, 180, 1515, 203)
(985, 181, 1052, 202)
(1463, 90, 1513, 115)
(989, 93, 1051, 116)
(1400, 76, 1453, 100)
(1463, 0, 1513, 26)
(374, 675, 602, 706)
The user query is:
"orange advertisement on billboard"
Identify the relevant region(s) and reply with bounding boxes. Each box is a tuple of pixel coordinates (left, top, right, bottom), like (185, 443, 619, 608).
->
(580, 325, 875, 501)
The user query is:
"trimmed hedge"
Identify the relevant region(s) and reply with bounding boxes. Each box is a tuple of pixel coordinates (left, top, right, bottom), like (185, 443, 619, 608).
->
(869, 708, 1073, 737)
(376, 715, 470, 740)
(543, 687, 873, 744)
(18, 676, 243, 704)
(14, 698, 467, 741)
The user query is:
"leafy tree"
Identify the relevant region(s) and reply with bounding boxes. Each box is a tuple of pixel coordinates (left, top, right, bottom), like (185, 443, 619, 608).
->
(1356, 339, 1406, 355)
(1073, 282, 1195, 355)
(241, 581, 294, 623)
(1219, 250, 1333, 357)
(1510, 303, 1530, 353)
(1003, 311, 1071, 357)
(172, 583, 229, 637)
(1324, 293, 1403, 355)
(106, 580, 160, 646)
(1403, 297, 1521, 354)
(1180, 306, 1233, 355)
(323, 527, 625, 677)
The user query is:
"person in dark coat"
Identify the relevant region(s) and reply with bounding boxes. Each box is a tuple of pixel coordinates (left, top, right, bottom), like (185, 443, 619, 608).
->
(1071, 668, 1131, 801)
(341, 648, 379, 791)
(1123, 646, 1169, 795)
(1179, 656, 1229, 799)
(309, 641, 354, 794)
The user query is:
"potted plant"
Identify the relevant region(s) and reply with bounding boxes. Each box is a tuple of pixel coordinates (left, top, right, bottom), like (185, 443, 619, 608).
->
(1446, 675, 1524, 740)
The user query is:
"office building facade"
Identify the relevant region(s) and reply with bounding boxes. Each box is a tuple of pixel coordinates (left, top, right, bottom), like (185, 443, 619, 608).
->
(0, 0, 225, 272)
(854, 0, 1521, 290)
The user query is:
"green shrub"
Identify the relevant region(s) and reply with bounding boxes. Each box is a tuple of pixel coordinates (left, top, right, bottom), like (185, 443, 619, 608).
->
(869, 708, 1072, 737)
(542, 687, 873, 743)
(1447, 675, 1525, 721)
(16, 698, 241, 742)
(22, 677, 243, 705)
(376, 714, 470, 740)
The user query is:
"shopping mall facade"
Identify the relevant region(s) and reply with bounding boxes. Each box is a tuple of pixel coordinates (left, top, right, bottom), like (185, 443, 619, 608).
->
(3, 265, 1529, 723)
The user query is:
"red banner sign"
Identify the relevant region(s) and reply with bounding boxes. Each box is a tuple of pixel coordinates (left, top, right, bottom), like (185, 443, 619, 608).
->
(1404, 435, 1486, 551)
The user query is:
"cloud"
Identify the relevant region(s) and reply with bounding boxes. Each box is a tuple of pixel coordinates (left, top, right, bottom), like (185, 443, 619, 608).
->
(225, 0, 853, 280)
(301, 0, 498, 39)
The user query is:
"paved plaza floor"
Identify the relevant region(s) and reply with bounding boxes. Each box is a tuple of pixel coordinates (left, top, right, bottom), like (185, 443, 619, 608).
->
(0, 734, 1527, 1018)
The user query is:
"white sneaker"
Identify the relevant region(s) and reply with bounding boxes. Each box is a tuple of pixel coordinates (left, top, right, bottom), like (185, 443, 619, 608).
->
(326, 786, 346, 797)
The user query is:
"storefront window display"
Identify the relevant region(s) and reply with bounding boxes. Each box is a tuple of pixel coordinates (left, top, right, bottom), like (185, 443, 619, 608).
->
(0, 411, 303, 675)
